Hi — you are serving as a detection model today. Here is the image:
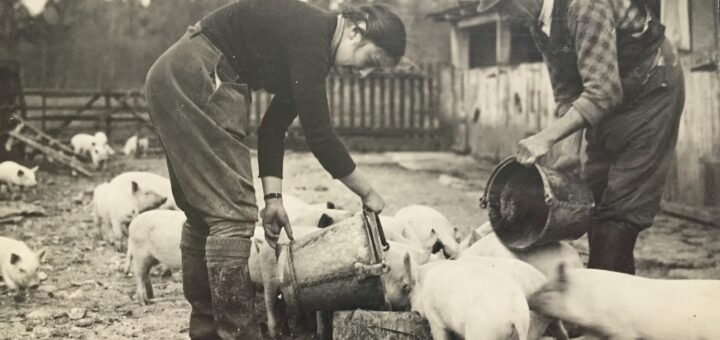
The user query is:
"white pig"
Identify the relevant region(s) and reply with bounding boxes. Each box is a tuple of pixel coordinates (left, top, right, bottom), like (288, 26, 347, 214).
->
(289, 204, 353, 228)
(381, 236, 438, 311)
(125, 210, 184, 304)
(394, 205, 460, 258)
(529, 264, 720, 340)
(94, 131, 116, 156)
(458, 255, 568, 340)
(0, 237, 47, 291)
(0, 161, 38, 190)
(404, 257, 530, 340)
(71, 133, 109, 169)
(458, 232, 583, 279)
(123, 135, 149, 156)
(92, 181, 167, 251)
(109, 171, 177, 210)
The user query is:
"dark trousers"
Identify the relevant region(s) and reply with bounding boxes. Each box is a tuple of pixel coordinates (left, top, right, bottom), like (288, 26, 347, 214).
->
(582, 40, 685, 274)
(145, 24, 261, 339)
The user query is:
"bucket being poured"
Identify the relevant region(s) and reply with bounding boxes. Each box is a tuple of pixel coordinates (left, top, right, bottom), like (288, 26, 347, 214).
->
(480, 157, 595, 250)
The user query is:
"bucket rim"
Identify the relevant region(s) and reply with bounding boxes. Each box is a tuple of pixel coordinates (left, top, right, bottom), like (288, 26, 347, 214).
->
(481, 156, 555, 249)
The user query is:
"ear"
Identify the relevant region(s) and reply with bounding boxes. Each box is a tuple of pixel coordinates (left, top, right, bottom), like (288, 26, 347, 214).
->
(10, 253, 20, 265)
(131, 181, 139, 193)
(403, 252, 416, 289)
(30, 166, 39, 173)
(36, 247, 48, 263)
(325, 201, 336, 209)
(17, 169, 24, 177)
(317, 213, 334, 228)
(423, 229, 438, 250)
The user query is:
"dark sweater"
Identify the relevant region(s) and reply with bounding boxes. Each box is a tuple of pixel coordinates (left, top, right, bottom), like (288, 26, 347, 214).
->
(201, 0, 356, 179)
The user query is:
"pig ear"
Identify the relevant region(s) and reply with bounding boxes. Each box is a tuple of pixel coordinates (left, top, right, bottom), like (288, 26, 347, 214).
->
(17, 169, 24, 177)
(131, 181, 139, 193)
(325, 201, 336, 209)
(403, 252, 415, 288)
(36, 247, 48, 263)
(317, 213, 334, 228)
(424, 229, 438, 250)
(10, 253, 20, 265)
(30, 166, 39, 173)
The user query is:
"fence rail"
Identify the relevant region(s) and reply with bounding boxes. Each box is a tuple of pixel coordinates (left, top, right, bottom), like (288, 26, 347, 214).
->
(18, 66, 447, 144)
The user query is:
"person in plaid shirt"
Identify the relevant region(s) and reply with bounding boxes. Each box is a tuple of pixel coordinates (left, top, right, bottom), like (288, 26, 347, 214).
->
(477, 0, 685, 274)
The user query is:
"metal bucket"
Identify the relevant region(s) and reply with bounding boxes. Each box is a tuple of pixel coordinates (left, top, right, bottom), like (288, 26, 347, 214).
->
(480, 157, 595, 250)
(278, 210, 390, 313)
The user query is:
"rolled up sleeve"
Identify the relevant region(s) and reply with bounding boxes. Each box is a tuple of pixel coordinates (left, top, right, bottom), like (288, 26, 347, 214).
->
(569, 0, 624, 126)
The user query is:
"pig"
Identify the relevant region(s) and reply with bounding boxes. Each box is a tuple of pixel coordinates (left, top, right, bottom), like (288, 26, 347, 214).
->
(404, 256, 530, 340)
(109, 171, 177, 210)
(0, 161, 38, 191)
(125, 210, 184, 304)
(457, 232, 583, 279)
(94, 131, 116, 156)
(0, 236, 47, 291)
(381, 236, 439, 311)
(71, 133, 110, 169)
(529, 264, 720, 340)
(289, 203, 353, 228)
(393, 205, 460, 258)
(123, 135, 150, 156)
(92, 181, 167, 251)
(458, 255, 568, 340)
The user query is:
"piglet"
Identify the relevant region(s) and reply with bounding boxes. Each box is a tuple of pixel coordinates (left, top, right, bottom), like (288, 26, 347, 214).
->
(92, 181, 167, 251)
(458, 232, 583, 279)
(125, 210, 184, 304)
(381, 236, 439, 311)
(394, 205, 460, 258)
(94, 131, 116, 156)
(0, 161, 38, 191)
(109, 171, 177, 210)
(0, 236, 47, 291)
(123, 135, 150, 157)
(404, 257, 529, 340)
(529, 264, 720, 340)
(71, 133, 109, 169)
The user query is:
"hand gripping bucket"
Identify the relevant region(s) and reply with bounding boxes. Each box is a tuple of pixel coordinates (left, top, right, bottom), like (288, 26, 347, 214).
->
(479, 157, 595, 250)
(277, 209, 390, 313)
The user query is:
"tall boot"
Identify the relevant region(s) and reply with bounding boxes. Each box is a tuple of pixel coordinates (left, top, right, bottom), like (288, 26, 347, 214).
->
(206, 237, 261, 340)
(181, 228, 220, 339)
(587, 220, 640, 274)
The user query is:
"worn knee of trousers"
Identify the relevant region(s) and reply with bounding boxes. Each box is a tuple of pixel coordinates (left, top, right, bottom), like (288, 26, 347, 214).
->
(205, 237, 252, 267)
(181, 221, 209, 256)
(206, 218, 255, 239)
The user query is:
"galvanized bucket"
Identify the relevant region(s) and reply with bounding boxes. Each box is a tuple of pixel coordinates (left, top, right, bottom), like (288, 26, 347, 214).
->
(278, 210, 390, 313)
(479, 157, 595, 250)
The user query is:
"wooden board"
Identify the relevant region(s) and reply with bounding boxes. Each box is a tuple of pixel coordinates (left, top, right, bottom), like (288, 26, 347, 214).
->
(333, 310, 432, 340)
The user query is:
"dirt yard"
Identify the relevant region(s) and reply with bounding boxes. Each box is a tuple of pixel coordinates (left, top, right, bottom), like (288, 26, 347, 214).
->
(1, 151, 718, 339)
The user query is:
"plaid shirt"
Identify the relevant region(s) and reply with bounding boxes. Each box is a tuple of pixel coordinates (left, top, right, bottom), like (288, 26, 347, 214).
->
(534, 0, 650, 125)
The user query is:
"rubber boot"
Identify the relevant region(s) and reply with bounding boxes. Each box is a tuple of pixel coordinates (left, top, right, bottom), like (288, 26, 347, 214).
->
(587, 220, 640, 274)
(181, 228, 220, 340)
(206, 237, 261, 340)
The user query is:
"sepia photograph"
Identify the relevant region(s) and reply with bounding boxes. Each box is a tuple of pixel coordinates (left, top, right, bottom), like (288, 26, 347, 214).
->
(0, 0, 719, 339)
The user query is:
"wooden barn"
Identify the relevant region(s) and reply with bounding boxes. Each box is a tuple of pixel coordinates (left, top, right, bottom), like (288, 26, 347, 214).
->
(429, 0, 720, 211)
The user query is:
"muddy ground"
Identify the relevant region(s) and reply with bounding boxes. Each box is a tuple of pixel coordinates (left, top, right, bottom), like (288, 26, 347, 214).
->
(1, 151, 718, 339)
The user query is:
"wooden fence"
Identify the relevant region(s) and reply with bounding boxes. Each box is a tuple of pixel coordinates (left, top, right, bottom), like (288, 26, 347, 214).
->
(18, 66, 449, 149)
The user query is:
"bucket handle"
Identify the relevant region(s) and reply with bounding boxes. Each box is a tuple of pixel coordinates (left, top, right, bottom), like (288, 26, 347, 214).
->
(480, 156, 518, 209)
(363, 207, 390, 251)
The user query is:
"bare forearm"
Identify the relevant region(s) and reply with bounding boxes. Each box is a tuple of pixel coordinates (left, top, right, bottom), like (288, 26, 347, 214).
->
(261, 176, 283, 197)
(537, 107, 588, 144)
(338, 169, 373, 198)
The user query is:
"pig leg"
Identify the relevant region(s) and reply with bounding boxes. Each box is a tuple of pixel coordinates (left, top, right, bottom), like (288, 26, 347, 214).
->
(259, 244, 282, 337)
(133, 253, 158, 305)
(110, 219, 126, 252)
(426, 316, 451, 340)
(528, 313, 551, 340)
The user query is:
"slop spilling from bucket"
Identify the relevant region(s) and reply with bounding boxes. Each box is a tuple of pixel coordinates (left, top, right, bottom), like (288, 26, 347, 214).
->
(480, 157, 595, 250)
(278, 210, 390, 314)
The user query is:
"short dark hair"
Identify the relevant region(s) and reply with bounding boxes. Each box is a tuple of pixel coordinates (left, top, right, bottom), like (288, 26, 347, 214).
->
(341, 4, 406, 66)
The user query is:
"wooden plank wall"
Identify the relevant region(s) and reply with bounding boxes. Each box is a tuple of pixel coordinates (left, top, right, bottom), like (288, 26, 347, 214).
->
(448, 61, 720, 207)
